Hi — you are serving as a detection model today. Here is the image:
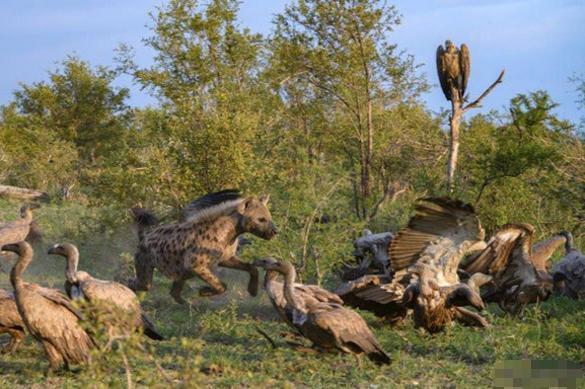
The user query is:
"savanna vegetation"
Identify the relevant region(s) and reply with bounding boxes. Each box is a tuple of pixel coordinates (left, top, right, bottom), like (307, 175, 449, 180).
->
(0, 0, 583, 387)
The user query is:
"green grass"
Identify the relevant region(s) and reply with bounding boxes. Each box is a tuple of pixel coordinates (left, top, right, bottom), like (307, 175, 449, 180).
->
(0, 200, 584, 387)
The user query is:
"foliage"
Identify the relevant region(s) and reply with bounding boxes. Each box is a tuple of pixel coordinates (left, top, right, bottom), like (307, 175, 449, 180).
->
(270, 0, 427, 218)
(0, 1, 584, 385)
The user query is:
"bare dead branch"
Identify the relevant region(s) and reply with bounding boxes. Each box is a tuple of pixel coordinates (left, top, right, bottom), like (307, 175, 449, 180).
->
(463, 69, 505, 112)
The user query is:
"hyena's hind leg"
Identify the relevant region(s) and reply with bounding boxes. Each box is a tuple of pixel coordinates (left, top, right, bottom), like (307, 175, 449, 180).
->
(170, 278, 189, 305)
(219, 256, 259, 297)
(128, 250, 155, 292)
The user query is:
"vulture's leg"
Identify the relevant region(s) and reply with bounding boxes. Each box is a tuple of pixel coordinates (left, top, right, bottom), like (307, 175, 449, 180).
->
(1, 329, 24, 354)
(219, 256, 259, 297)
(453, 307, 490, 328)
(43, 342, 64, 374)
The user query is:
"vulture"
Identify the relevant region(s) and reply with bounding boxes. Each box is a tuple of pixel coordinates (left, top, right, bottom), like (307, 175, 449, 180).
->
(255, 257, 343, 333)
(0, 288, 25, 353)
(341, 230, 394, 281)
(4, 241, 94, 371)
(0, 204, 39, 247)
(461, 224, 553, 314)
(48, 243, 164, 341)
(254, 258, 391, 365)
(436, 40, 470, 102)
(336, 198, 493, 333)
(552, 232, 585, 300)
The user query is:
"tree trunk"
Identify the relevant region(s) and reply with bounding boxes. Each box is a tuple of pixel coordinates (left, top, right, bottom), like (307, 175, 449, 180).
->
(447, 95, 463, 193)
(0, 185, 49, 201)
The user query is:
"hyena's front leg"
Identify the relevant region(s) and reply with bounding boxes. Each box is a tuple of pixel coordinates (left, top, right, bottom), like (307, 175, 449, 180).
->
(219, 256, 259, 297)
(187, 250, 227, 297)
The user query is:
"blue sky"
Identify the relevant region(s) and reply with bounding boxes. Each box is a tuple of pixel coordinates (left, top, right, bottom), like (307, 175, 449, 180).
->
(1, 0, 583, 122)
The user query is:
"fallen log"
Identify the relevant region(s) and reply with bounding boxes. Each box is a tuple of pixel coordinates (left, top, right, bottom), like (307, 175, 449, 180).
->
(0, 185, 49, 202)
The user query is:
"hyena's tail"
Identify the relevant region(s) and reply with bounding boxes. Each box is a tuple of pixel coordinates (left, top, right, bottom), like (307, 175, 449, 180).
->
(129, 206, 159, 242)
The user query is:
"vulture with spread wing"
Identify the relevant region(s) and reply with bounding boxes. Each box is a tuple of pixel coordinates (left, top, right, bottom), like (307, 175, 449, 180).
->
(48, 243, 164, 341)
(255, 258, 390, 365)
(461, 224, 553, 314)
(436, 40, 470, 102)
(336, 198, 492, 333)
(552, 232, 585, 300)
(4, 242, 95, 372)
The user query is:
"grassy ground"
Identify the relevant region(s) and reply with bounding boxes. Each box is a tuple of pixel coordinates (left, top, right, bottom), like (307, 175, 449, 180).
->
(0, 200, 584, 388)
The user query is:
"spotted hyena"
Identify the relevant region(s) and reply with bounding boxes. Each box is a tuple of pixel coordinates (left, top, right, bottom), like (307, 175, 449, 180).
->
(129, 192, 277, 304)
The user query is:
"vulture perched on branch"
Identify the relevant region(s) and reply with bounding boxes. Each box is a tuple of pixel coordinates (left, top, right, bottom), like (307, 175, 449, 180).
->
(552, 232, 585, 300)
(336, 198, 493, 332)
(461, 224, 553, 314)
(48, 243, 164, 341)
(254, 258, 391, 365)
(436, 40, 470, 102)
(4, 241, 95, 372)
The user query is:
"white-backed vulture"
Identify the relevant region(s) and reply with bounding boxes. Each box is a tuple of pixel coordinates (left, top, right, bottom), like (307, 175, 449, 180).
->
(436, 40, 470, 101)
(336, 198, 493, 332)
(461, 224, 553, 314)
(4, 241, 94, 371)
(552, 232, 585, 300)
(0, 204, 39, 247)
(48, 243, 164, 340)
(255, 257, 343, 333)
(0, 288, 25, 353)
(254, 258, 391, 365)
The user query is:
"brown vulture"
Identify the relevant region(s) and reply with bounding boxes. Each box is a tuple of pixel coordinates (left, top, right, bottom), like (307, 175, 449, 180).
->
(336, 198, 493, 333)
(254, 258, 391, 365)
(4, 241, 95, 372)
(461, 224, 553, 314)
(436, 40, 470, 101)
(0, 204, 39, 247)
(0, 288, 25, 354)
(552, 232, 585, 300)
(48, 243, 164, 341)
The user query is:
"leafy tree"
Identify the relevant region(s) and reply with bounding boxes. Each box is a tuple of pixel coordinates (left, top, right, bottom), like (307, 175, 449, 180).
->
(14, 56, 131, 166)
(119, 0, 268, 202)
(270, 0, 427, 219)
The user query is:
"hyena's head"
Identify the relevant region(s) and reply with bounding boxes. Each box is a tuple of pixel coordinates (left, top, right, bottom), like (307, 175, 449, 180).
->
(237, 195, 278, 240)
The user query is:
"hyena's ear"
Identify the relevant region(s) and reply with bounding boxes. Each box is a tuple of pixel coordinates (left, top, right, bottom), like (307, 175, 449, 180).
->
(259, 194, 270, 206)
(237, 197, 255, 213)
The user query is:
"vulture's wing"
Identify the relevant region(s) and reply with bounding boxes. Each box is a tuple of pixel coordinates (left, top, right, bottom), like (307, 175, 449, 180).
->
(80, 278, 141, 313)
(32, 284, 85, 321)
(531, 233, 567, 272)
(310, 304, 391, 364)
(459, 44, 471, 98)
(0, 220, 29, 247)
(334, 273, 410, 319)
(182, 189, 242, 221)
(296, 284, 343, 304)
(462, 224, 527, 274)
(389, 197, 483, 272)
(436, 45, 450, 100)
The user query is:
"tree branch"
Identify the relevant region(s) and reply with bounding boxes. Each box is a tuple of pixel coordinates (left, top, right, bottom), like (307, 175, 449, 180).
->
(463, 69, 505, 112)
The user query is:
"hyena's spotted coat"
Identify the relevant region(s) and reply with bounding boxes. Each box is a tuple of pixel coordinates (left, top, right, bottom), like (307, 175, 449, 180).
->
(129, 192, 277, 304)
